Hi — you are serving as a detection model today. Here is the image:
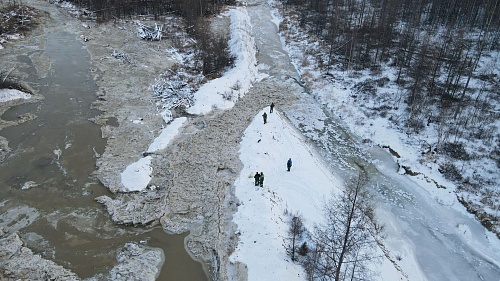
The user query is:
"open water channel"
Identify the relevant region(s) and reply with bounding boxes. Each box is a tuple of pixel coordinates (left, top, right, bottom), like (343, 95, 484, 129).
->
(0, 25, 206, 281)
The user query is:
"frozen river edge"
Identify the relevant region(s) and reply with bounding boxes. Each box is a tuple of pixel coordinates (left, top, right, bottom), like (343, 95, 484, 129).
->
(0, 1, 296, 280)
(0, 0, 234, 280)
(3, 1, 499, 281)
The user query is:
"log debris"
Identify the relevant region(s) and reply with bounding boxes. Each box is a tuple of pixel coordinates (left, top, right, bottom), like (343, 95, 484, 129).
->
(136, 22, 163, 41)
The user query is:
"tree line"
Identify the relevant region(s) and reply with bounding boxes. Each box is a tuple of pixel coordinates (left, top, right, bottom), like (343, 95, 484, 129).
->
(63, 0, 235, 77)
(64, 0, 232, 23)
(282, 0, 499, 145)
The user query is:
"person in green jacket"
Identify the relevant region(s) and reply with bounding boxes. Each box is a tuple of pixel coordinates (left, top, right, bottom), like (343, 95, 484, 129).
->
(259, 172, 264, 187)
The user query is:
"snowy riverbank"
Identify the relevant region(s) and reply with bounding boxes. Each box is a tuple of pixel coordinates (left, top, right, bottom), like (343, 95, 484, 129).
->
(1, 0, 499, 280)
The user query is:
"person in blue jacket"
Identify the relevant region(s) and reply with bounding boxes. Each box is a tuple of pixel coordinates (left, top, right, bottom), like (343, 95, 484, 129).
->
(287, 158, 292, 172)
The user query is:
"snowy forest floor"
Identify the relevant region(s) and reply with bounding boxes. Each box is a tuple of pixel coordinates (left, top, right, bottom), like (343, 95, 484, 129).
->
(272, 1, 499, 238)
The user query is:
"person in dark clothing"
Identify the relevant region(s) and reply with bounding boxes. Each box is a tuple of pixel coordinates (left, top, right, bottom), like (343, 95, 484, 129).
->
(262, 112, 267, 124)
(270, 102, 275, 113)
(254, 172, 260, 186)
(259, 172, 264, 187)
(287, 158, 292, 172)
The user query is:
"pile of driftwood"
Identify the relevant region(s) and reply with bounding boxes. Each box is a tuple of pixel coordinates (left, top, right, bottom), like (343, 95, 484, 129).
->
(151, 76, 194, 109)
(136, 23, 163, 41)
(0, 5, 39, 35)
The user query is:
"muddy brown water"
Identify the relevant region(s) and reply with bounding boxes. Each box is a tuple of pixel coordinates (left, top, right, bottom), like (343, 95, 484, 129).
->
(0, 30, 206, 280)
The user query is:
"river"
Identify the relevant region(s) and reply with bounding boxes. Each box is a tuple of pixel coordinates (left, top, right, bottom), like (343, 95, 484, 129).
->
(2, 0, 498, 280)
(0, 2, 206, 280)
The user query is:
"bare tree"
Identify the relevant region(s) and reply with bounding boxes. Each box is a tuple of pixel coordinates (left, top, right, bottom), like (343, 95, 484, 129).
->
(309, 173, 382, 281)
(287, 213, 305, 262)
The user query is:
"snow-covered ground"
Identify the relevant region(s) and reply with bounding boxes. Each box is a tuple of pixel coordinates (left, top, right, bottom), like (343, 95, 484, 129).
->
(116, 1, 500, 280)
(1, 0, 496, 279)
(0, 89, 32, 102)
(227, 107, 429, 281)
(187, 7, 260, 115)
(229, 108, 342, 280)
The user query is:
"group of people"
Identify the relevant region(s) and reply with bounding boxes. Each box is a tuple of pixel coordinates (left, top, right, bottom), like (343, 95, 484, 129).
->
(254, 103, 293, 188)
(254, 172, 264, 187)
(262, 102, 275, 124)
(253, 158, 292, 187)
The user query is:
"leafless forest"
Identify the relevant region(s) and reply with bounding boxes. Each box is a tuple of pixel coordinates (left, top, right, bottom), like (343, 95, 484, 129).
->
(283, 0, 499, 141)
(36, 0, 498, 146)
(3, 0, 497, 235)
(278, 0, 500, 236)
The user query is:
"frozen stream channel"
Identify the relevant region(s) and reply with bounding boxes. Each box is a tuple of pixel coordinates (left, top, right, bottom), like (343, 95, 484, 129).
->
(245, 0, 500, 280)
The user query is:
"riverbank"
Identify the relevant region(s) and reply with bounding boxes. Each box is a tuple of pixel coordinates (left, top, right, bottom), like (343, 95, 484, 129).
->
(1, 0, 281, 279)
(0, 0, 209, 280)
(3, 1, 499, 280)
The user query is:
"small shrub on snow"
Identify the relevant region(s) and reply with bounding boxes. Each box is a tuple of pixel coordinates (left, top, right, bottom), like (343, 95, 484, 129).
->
(369, 104, 393, 118)
(375, 77, 390, 87)
(298, 242, 309, 256)
(301, 58, 310, 67)
(230, 80, 241, 91)
(353, 79, 377, 96)
(405, 117, 425, 134)
(221, 90, 235, 101)
(439, 142, 470, 161)
(286, 214, 305, 262)
(492, 145, 500, 169)
(438, 162, 463, 182)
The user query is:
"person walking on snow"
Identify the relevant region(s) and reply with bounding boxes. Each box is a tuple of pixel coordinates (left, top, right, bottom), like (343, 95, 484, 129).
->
(254, 172, 260, 186)
(262, 112, 267, 124)
(270, 102, 275, 113)
(259, 172, 264, 187)
(287, 158, 292, 172)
